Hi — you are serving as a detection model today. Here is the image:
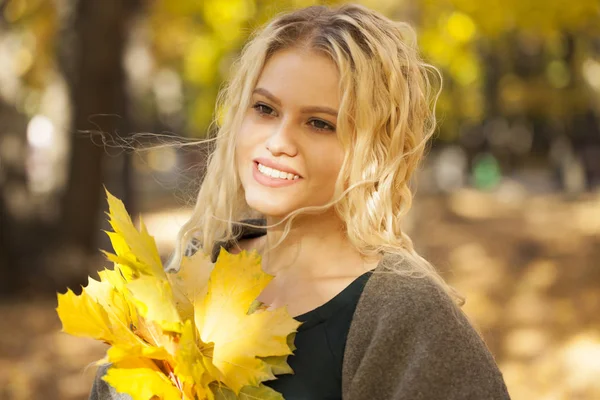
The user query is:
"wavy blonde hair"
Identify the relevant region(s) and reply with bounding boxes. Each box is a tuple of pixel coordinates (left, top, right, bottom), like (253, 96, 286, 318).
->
(165, 3, 464, 305)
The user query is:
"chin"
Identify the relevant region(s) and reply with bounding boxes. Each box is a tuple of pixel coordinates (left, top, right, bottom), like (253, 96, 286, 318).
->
(245, 191, 299, 218)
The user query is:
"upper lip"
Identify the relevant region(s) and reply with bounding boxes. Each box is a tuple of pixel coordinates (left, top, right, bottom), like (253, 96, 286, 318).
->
(254, 157, 302, 177)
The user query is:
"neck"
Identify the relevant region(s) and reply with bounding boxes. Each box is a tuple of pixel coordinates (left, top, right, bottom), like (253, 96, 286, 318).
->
(261, 209, 380, 280)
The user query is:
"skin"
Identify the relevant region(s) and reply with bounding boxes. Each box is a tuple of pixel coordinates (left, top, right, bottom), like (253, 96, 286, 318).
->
(235, 47, 381, 317)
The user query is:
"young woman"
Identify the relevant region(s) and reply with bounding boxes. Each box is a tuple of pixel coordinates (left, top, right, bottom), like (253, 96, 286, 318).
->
(90, 3, 510, 399)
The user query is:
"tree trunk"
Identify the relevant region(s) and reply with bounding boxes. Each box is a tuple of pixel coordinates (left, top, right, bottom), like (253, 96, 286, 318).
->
(59, 0, 138, 254)
(0, 100, 32, 296)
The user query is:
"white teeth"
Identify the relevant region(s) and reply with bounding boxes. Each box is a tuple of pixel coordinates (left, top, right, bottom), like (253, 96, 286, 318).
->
(257, 163, 299, 181)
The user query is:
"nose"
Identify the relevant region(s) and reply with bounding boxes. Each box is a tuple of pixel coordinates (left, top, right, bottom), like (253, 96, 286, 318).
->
(265, 117, 298, 157)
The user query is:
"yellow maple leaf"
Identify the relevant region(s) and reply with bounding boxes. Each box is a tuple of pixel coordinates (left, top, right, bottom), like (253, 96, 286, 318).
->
(106, 343, 172, 364)
(127, 275, 182, 333)
(103, 188, 164, 278)
(258, 332, 298, 376)
(210, 382, 285, 400)
(83, 274, 143, 348)
(95, 268, 138, 322)
(168, 249, 213, 321)
(195, 248, 302, 395)
(57, 189, 300, 400)
(56, 288, 113, 341)
(104, 357, 182, 400)
(175, 320, 213, 400)
(57, 276, 175, 366)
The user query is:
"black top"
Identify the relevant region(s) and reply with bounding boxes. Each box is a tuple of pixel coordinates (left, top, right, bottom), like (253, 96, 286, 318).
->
(264, 268, 373, 399)
(212, 220, 374, 400)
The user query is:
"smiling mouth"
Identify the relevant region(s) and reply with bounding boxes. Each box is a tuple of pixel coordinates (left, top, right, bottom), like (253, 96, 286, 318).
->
(255, 161, 301, 181)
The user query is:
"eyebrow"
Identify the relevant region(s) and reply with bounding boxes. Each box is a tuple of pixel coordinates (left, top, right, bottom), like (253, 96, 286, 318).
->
(252, 87, 338, 118)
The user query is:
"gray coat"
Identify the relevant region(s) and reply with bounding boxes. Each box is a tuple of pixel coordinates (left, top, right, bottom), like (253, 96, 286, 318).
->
(89, 252, 511, 399)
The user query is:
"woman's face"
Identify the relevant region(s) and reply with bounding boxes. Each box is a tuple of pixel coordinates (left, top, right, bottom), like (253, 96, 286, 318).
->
(236, 47, 344, 218)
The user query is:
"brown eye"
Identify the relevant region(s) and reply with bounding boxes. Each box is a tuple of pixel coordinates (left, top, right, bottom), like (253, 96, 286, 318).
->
(309, 119, 336, 132)
(252, 103, 275, 116)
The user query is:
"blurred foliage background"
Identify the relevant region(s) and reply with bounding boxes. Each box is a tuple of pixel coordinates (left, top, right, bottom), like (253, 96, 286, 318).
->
(0, 0, 599, 399)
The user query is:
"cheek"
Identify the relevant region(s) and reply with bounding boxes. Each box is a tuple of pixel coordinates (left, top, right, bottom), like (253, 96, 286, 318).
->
(235, 118, 266, 184)
(312, 144, 344, 182)
(235, 120, 255, 162)
(330, 155, 344, 184)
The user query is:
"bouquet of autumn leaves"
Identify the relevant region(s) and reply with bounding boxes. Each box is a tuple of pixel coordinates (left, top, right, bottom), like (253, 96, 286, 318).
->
(56, 189, 301, 400)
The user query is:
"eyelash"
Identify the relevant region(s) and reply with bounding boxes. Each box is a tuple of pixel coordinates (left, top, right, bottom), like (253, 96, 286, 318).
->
(251, 102, 336, 132)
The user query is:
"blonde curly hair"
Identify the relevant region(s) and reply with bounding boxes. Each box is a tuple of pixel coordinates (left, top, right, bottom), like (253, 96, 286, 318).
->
(166, 3, 464, 305)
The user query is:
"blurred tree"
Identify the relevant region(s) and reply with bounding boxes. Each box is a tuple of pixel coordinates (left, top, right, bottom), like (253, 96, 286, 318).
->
(416, 0, 600, 188)
(0, 0, 57, 294)
(0, 0, 143, 293)
(58, 0, 142, 254)
(0, 99, 29, 295)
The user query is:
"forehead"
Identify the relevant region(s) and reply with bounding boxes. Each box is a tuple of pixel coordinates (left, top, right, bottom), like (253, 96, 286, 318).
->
(255, 47, 340, 108)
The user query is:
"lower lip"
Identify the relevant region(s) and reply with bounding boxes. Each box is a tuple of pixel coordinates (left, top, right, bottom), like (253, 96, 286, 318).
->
(252, 162, 302, 188)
